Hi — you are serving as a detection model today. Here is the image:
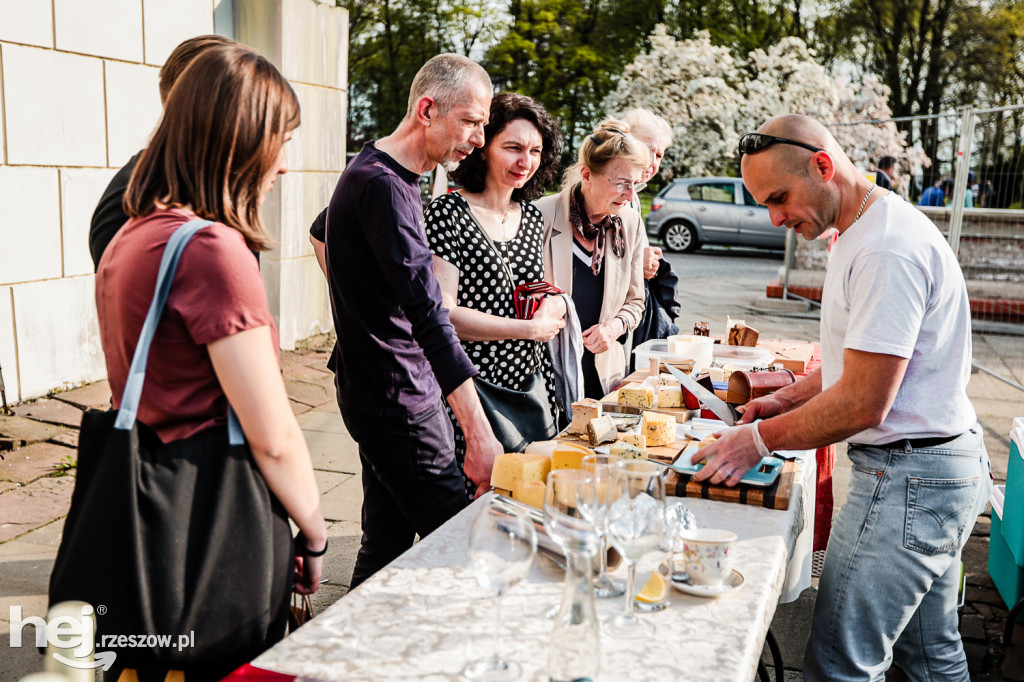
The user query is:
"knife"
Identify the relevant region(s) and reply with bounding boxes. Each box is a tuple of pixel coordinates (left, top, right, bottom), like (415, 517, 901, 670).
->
(660, 361, 738, 426)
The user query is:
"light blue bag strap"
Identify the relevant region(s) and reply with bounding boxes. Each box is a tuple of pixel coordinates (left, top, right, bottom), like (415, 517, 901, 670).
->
(114, 219, 244, 446)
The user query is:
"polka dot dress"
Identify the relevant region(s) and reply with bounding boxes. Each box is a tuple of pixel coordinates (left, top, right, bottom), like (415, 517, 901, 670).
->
(425, 192, 559, 494)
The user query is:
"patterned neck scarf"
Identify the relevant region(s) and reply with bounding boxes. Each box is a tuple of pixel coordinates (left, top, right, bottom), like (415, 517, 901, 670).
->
(568, 183, 626, 275)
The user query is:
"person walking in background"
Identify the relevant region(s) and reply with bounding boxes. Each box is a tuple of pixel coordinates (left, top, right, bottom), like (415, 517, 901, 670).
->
(918, 177, 945, 206)
(874, 155, 896, 191)
(424, 93, 566, 492)
(702, 115, 990, 680)
(95, 43, 327, 678)
(621, 108, 681, 365)
(536, 120, 649, 398)
(89, 34, 237, 270)
(308, 54, 503, 588)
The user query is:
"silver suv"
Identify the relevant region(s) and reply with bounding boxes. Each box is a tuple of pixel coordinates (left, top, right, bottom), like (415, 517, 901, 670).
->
(645, 177, 784, 253)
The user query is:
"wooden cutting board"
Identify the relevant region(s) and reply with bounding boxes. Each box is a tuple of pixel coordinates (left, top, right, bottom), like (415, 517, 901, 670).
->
(554, 431, 689, 467)
(664, 459, 799, 510)
(757, 339, 814, 374)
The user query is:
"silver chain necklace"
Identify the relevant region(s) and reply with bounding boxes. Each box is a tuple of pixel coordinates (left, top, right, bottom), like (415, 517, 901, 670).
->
(855, 184, 876, 222)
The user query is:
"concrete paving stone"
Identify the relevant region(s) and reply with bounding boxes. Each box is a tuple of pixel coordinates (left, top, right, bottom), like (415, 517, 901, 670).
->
(307, 429, 360, 475)
(314, 470, 350, 496)
(0, 482, 20, 495)
(969, 585, 1008, 606)
(961, 613, 987, 641)
(320, 475, 363, 524)
(53, 380, 111, 411)
(0, 442, 75, 484)
(306, 582, 348, 618)
(290, 400, 313, 416)
(283, 364, 332, 381)
(284, 378, 333, 408)
(0, 416, 70, 448)
(765, 586, 814, 669)
(310, 399, 341, 415)
(296, 408, 348, 435)
(49, 431, 79, 449)
(0, 476, 74, 543)
(11, 518, 63, 548)
(966, 641, 987, 672)
(12, 398, 83, 428)
(321, 520, 361, 590)
(279, 350, 318, 369)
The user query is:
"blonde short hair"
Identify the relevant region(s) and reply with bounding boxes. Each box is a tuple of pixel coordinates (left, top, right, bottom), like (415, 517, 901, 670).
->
(405, 53, 491, 118)
(621, 108, 673, 149)
(563, 119, 650, 187)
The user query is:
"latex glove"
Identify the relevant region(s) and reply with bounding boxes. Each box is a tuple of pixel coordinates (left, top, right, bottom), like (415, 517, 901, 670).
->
(691, 421, 770, 487)
(736, 394, 789, 424)
(643, 246, 662, 280)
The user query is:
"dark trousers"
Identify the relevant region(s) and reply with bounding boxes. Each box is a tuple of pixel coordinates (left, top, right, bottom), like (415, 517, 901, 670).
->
(339, 399, 470, 588)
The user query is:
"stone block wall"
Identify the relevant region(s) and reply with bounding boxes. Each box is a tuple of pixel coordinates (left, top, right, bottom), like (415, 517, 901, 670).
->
(0, 0, 344, 402)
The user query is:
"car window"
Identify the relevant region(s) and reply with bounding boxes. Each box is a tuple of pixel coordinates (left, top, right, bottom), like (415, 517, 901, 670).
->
(665, 183, 691, 200)
(687, 182, 736, 204)
(742, 185, 763, 207)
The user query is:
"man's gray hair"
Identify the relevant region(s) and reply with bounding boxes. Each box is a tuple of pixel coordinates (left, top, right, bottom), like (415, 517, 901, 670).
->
(406, 54, 491, 118)
(621, 108, 673, 148)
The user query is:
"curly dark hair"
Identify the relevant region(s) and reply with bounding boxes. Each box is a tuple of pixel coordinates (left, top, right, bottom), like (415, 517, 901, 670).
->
(449, 92, 563, 202)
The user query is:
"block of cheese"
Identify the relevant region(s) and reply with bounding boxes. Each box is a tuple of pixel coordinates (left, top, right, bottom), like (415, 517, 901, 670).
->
(618, 432, 647, 448)
(494, 487, 511, 497)
(586, 415, 618, 446)
(618, 383, 655, 409)
(525, 440, 566, 458)
(707, 367, 724, 383)
(658, 373, 681, 388)
(657, 385, 684, 408)
(490, 452, 551, 491)
(551, 443, 593, 470)
(610, 440, 648, 460)
(642, 411, 676, 447)
(568, 398, 602, 435)
(512, 479, 546, 509)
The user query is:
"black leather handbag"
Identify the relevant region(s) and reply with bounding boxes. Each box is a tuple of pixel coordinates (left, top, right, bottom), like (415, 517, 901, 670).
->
(48, 220, 291, 672)
(466, 206, 558, 452)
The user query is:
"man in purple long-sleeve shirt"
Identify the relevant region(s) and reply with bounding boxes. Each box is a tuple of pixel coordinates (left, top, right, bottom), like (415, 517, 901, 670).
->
(310, 54, 502, 587)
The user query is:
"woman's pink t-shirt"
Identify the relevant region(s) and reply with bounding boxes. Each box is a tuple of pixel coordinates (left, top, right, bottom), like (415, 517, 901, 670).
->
(96, 208, 278, 442)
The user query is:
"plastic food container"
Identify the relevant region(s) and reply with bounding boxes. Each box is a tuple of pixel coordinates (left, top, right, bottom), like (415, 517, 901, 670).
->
(633, 339, 775, 372)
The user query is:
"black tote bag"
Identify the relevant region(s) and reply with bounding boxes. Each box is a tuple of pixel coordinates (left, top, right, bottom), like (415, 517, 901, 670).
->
(48, 220, 292, 672)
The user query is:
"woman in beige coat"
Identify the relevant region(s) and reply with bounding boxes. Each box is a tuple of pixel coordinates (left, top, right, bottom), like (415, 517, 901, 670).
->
(535, 120, 649, 397)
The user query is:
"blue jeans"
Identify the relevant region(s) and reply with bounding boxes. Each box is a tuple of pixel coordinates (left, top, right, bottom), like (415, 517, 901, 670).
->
(804, 426, 991, 681)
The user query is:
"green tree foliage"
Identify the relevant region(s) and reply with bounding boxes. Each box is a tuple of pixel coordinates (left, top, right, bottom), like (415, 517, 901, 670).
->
(337, 0, 503, 148)
(665, 0, 807, 57)
(484, 0, 667, 160)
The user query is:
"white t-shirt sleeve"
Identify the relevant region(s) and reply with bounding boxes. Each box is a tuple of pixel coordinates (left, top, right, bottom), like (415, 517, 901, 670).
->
(843, 250, 929, 359)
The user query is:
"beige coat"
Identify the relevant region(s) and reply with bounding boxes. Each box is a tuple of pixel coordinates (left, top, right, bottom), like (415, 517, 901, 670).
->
(535, 187, 646, 394)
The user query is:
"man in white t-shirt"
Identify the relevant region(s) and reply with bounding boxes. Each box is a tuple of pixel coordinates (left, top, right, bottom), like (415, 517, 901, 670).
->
(694, 114, 990, 680)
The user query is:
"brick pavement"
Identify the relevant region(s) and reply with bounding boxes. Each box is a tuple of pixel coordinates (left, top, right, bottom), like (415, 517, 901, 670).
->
(0, 334, 1019, 679)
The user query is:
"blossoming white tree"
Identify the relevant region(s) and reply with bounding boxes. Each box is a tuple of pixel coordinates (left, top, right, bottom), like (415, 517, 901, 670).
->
(603, 25, 927, 184)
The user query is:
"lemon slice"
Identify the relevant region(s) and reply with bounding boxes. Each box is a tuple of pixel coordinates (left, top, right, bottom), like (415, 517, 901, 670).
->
(635, 570, 667, 603)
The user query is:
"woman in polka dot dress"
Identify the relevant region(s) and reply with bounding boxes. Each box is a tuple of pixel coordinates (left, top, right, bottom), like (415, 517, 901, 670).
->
(425, 93, 565, 496)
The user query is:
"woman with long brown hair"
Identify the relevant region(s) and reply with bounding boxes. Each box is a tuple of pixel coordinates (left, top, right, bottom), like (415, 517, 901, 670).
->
(95, 43, 326, 679)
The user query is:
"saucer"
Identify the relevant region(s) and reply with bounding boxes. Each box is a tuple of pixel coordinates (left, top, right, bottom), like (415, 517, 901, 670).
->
(671, 569, 744, 598)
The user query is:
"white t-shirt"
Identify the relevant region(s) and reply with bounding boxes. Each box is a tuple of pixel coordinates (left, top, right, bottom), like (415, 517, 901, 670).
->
(820, 193, 976, 445)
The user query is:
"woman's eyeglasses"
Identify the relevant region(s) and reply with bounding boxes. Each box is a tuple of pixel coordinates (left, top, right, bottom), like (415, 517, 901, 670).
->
(608, 178, 647, 195)
(738, 133, 824, 158)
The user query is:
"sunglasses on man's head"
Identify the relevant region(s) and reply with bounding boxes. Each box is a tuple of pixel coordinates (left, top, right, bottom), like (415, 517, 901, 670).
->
(738, 133, 824, 158)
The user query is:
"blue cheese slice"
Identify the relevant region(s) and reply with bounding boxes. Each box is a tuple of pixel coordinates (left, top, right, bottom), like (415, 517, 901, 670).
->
(618, 383, 655, 408)
(610, 440, 648, 460)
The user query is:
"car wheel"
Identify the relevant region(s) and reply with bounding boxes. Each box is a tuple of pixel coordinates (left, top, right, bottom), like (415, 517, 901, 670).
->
(661, 222, 699, 253)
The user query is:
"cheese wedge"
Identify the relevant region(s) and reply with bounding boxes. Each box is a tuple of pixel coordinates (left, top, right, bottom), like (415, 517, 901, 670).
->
(657, 385, 684, 408)
(658, 373, 681, 387)
(551, 443, 593, 470)
(618, 383, 655, 409)
(512, 479, 546, 509)
(525, 440, 561, 457)
(610, 440, 648, 460)
(493, 487, 511, 497)
(642, 411, 675, 447)
(568, 398, 602, 435)
(490, 452, 551, 491)
(618, 432, 647, 448)
(586, 415, 618, 446)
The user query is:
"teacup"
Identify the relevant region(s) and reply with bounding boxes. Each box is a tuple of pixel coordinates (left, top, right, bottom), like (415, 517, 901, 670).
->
(680, 529, 736, 586)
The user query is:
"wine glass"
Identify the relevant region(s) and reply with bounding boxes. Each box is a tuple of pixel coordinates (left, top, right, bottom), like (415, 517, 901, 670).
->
(543, 469, 599, 557)
(465, 503, 538, 681)
(581, 454, 626, 598)
(604, 460, 666, 638)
